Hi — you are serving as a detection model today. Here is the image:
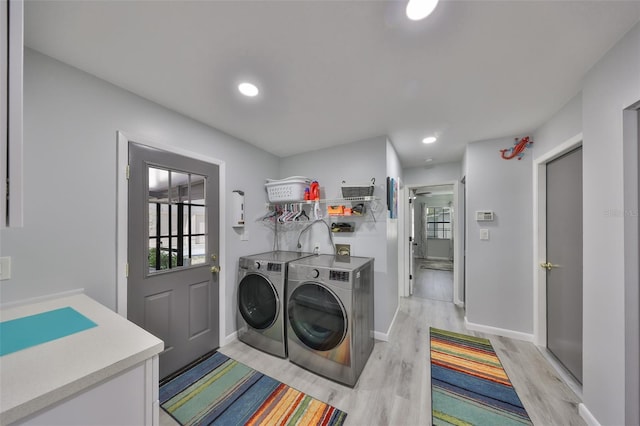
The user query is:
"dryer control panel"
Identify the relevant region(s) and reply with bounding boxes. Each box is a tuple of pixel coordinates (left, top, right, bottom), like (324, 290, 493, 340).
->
(330, 270, 350, 282)
(267, 263, 282, 272)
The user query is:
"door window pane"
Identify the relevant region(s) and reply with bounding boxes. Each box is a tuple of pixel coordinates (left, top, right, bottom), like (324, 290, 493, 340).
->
(147, 167, 208, 273)
(149, 203, 157, 237)
(148, 168, 169, 202)
(170, 171, 189, 204)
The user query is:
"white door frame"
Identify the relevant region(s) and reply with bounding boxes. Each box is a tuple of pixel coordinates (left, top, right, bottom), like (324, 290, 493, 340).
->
(532, 132, 583, 347)
(401, 180, 463, 306)
(116, 131, 227, 345)
(622, 105, 639, 425)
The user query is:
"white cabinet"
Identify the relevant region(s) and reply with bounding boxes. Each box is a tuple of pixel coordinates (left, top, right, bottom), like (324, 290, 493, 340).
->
(0, 294, 164, 425)
(12, 358, 159, 426)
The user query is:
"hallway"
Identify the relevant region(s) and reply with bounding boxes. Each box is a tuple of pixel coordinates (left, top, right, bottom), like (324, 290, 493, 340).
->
(412, 259, 454, 303)
(161, 294, 585, 425)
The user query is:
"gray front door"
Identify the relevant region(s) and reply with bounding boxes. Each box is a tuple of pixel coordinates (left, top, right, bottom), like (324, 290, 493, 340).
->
(546, 146, 583, 383)
(128, 142, 220, 378)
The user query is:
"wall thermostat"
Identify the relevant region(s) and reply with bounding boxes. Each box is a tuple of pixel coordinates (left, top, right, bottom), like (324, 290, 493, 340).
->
(476, 211, 494, 221)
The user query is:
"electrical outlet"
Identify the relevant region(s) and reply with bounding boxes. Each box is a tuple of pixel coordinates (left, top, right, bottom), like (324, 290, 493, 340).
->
(336, 244, 351, 256)
(0, 257, 11, 280)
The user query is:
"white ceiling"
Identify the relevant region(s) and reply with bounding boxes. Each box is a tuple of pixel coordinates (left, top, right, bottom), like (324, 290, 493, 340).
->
(23, 1, 640, 168)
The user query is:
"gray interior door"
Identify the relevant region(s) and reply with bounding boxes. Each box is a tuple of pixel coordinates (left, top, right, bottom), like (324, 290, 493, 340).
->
(546, 146, 583, 384)
(128, 142, 220, 379)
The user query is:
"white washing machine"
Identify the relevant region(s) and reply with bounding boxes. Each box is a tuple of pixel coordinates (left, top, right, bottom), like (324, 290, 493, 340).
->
(286, 254, 374, 387)
(236, 251, 313, 358)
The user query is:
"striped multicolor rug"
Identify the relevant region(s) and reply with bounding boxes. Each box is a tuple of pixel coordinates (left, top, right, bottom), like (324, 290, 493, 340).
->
(160, 352, 347, 426)
(430, 328, 533, 425)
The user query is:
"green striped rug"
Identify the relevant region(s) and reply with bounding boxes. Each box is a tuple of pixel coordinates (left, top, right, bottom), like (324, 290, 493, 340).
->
(430, 328, 533, 425)
(160, 352, 347, 425)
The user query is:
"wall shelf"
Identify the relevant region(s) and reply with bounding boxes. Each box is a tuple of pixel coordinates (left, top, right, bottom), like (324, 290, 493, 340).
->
(265, 196, 380, 224)
(267, 195, 378, 207)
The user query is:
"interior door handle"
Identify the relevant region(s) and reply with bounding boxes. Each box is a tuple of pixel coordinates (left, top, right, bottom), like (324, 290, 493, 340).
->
(210, 265, 221, 273)
(540, 262, 559, 271)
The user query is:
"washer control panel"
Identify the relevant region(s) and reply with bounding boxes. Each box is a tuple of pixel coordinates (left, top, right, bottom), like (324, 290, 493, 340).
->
(267, 263, 282, 272)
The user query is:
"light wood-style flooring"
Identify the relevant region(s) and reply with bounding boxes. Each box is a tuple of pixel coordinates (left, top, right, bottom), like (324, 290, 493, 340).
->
(160, 287, 585, 425)
(412, 266, 453, 302)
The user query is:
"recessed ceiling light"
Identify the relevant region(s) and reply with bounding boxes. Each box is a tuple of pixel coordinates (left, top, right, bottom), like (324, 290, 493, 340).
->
(406, 0, 439, 21)
(238, 82, 259, 97)
(425, 158, 434, 162)
(422, 136, 437, 144)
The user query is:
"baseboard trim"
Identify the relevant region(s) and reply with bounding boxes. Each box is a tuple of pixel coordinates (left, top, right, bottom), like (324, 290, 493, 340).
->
(579, 403, 601, 426)
(222, 331, 238, 347)
(425, 256, 451, 261)
(464, 317, 534, 342)
(374, 305, 399, 342)
(537, 346, 583, 399)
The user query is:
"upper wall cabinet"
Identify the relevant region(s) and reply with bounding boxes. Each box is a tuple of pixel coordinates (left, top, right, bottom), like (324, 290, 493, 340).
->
(2, 0, 23, 228)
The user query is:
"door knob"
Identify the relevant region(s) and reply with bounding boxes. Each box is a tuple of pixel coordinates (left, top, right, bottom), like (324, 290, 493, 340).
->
(540, 262, 558, 271)
(211, 265, 221, 273)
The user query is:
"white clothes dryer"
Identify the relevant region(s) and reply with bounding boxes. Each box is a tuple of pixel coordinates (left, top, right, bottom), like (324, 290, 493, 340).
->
(286, 254, 374, 387)
(236, 251, 313, 358)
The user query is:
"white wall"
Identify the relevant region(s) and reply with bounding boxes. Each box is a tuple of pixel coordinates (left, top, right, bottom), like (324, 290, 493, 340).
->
(0, 49, 278, 340)
(403, 162, 461, 185)
(279, 136, 398, 336)
(464, 137, 533, 335)
(386, 139, 402, 336)
(534, 93, 582, 155)
(580, 22, 640, 426)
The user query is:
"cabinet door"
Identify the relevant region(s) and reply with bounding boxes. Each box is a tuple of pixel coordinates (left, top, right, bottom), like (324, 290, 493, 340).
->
(14, 359, 158, 426)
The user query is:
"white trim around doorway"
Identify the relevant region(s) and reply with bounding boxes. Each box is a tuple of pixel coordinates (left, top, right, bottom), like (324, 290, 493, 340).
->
(115, 131, 227, 347)
(401, 180, 463, 306)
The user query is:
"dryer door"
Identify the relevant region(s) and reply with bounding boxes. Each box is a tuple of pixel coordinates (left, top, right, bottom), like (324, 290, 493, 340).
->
(288, 283, 347, 351)
(238, 273, 278, 329)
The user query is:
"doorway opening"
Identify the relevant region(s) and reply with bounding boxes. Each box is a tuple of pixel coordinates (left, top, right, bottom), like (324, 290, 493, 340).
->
(403, 181, 464, 306)
(533, 133, 583, 398)
(412, 185, 454, 302)
(115, 131, 226, 379)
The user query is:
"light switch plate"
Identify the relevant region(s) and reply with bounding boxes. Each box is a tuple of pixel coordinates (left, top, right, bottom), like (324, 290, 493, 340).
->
(480, 229, 490, 240)
(0, 257, 12, 280)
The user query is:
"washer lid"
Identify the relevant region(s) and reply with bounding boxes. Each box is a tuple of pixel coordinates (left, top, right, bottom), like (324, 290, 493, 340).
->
(290, 254, 373, 271)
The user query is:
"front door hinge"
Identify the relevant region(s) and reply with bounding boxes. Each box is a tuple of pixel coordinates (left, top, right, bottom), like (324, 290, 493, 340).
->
(409, 274, 413, 280)
(126, 164, 130, 180)
(125, 262, 129, 277)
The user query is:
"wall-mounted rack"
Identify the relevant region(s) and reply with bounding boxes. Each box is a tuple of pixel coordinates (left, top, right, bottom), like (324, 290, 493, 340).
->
(266, 196, 380, 222)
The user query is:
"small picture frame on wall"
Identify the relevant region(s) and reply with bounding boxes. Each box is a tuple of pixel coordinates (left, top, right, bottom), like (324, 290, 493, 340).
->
(386, 176, 399, 219)
(386, 177, 391, 212)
